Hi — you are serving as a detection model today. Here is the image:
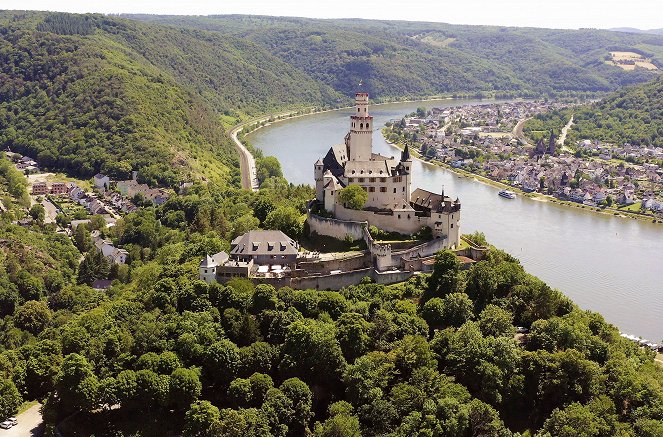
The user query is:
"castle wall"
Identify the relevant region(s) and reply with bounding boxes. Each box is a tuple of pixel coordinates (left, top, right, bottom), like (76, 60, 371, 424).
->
(335, 204, 431, 235)
(298, 253, 371, 274)
(307, 212, 365, 241)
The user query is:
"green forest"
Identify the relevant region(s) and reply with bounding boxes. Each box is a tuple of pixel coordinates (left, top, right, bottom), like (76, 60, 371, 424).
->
(131, 14, 663, 98)
(2, 11, 662, 189)
(524, 76, 663, 147)
(1, 152, 663, 436)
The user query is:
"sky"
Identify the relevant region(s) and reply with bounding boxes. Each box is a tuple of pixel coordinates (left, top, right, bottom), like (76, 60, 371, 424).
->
(1, 0, 662, 30)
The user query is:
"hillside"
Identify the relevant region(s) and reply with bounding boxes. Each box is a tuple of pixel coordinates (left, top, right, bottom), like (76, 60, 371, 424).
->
(525, 76, 663, 147)
(0, 12, 340, 188)
(129, 14, 663, 98)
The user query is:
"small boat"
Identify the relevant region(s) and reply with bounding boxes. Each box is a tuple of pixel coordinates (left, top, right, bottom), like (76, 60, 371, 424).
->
(498, 189, 516, 199)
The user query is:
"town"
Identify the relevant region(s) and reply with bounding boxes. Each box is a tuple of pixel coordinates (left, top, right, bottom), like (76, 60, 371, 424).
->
(385, 101, 663, 217)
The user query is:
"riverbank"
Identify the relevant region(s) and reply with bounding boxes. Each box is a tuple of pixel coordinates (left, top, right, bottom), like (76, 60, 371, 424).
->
(382, 133, 663, 225)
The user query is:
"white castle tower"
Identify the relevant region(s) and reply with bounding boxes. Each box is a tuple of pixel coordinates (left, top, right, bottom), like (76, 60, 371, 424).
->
(347, 92, 373, 161)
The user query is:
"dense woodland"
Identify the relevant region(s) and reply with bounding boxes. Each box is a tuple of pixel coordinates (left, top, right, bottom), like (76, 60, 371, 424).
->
(1, 154, 663, 436)
(2, 11, 662, 188)
(130, 14, 663, 98)
(525, 77, 663, 147)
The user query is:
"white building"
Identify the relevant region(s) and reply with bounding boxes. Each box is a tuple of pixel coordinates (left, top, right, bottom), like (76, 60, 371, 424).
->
(313, 92, 461, 247)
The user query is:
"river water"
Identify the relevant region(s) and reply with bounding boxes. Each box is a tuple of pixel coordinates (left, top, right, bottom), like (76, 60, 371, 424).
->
(248, 99, 663, 341)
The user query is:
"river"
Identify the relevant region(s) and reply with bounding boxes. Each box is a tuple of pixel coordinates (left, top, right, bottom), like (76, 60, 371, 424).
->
(247, 98, 663, 341)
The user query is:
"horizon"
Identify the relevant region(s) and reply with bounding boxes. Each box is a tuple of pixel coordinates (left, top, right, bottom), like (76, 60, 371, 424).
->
(2, 0, 662, 31)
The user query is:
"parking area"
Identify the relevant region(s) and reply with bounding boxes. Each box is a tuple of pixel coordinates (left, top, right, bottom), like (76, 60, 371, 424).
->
(3, 404, 42, 436)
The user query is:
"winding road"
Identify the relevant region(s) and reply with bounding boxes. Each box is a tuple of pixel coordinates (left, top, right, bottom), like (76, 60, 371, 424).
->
(230, 125, 260, 191)
(512, 117, 532, 145)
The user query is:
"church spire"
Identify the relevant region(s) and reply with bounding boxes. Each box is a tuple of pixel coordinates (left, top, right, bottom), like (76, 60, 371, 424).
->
(401, 144, 411, 162)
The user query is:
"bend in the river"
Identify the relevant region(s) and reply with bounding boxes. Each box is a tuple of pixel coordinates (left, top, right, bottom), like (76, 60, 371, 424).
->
(248, 98, 663, 342)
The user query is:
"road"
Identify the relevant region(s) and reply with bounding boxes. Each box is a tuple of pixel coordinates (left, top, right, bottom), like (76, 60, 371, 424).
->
(557, 115, 574, 147)
(5, 404, 43, 437)
(512, 117, 532, 146)
(230, 125, 260, 192)
(41, 199, 58, 224)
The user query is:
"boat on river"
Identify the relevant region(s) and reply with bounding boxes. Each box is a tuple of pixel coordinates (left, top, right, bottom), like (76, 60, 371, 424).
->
(498, 189, 516, 199)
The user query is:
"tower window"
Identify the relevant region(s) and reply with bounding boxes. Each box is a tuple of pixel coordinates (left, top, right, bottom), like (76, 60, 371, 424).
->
(366, 123, 369, 128)
(357, 108, 360, 112)
(393, 188, 396, 193)
(360, 123, 363, 129)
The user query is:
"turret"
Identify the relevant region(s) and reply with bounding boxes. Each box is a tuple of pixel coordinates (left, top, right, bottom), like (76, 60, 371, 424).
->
(348, 92, 373, 161)
(314, 159, 324, 201)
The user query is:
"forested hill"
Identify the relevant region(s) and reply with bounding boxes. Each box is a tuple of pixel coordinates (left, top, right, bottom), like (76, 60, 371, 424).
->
(525, 76, 663, 147)
(0, 11, 340, 188)
(129, 14, 663, 99)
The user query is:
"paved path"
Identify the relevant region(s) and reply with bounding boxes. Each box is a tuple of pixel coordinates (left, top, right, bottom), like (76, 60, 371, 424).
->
(5, 404, 43, 437)
(41, 199, 58, 224)
(557, 115, 574, 146)
(230, 125, 260, 192)
(512, 117, 532, 146)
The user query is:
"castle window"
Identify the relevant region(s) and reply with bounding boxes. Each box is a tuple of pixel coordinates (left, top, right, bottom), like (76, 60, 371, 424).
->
(351, 170, 356, 174)
(393, 188, 396, 193)
(359, 178, 365, 182)
(403, 187, 405, 192)
(398, 214, 401, 219)
(366, 123, 369, 128)
(360, 123, 363, 129)
(451, 224, 454, 228)
(364, 108, 367, 112)
(380, 178, 386, 182)
(380, 187, 387, 193)
(394, 176, 402, 182)
(369, 187, 375, 192)
(357, 108, 360, 112)
(407, 214, 411, 219)
(369, 178, 375, 182)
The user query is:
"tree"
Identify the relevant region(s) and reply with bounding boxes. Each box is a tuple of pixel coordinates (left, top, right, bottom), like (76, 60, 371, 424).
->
(441, 293, 474, 328)
(184, 400, 220, 437)
(264, 206, 302, 239)
(77, 249, 110, 285)
(257, 156, 283, 185)
(14, 300, 51, 334)
(73, 224, 93, 252)
(280, 378, 314, 429)
(170, 368, 202, 410)
(204, 339, 240, 386)
(56, 353, 99, 413)
(279, 320, 346, 387)
(338, 184, 367, 210)
(314, 402, 361, 437)
(29, 203, 45, 224)
(423, 250, 460, 304)
(478, 305, 514, 337)
(0, 379, 21, 419)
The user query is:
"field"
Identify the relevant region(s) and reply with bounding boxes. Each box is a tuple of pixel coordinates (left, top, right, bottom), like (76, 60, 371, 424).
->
(607, 51, 658, 71)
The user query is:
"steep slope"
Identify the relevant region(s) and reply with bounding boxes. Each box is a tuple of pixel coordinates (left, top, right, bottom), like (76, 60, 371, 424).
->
(525, 76, 663, 147)
(0, 12, 341, 188)
(129, 14, 663, 98)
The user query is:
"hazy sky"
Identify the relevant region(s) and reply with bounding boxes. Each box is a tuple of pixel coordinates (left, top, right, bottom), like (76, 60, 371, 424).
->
(2, 0, 662, 30)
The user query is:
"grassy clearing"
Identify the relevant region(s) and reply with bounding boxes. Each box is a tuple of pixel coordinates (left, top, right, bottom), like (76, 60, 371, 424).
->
(17, 400, 39, 414)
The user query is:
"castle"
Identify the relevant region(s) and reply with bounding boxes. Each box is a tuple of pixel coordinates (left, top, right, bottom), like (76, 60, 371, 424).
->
(313, 92, 461, 248)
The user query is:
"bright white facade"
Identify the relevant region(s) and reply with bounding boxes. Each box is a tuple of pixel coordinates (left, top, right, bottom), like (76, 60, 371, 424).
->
(314, 92, 461, 247)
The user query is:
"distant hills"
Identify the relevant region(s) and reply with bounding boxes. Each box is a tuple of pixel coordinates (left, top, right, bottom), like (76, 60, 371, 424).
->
(1, 11, 662, 187)
(128, 14, 663, 98)
(610, 27, 663, 36)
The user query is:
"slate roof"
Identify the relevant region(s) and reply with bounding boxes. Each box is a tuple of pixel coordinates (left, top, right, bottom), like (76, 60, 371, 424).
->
(230, 230, 299, 257)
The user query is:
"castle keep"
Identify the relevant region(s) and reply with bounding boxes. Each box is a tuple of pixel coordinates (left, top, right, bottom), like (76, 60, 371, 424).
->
(313, 92, 461, 247)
